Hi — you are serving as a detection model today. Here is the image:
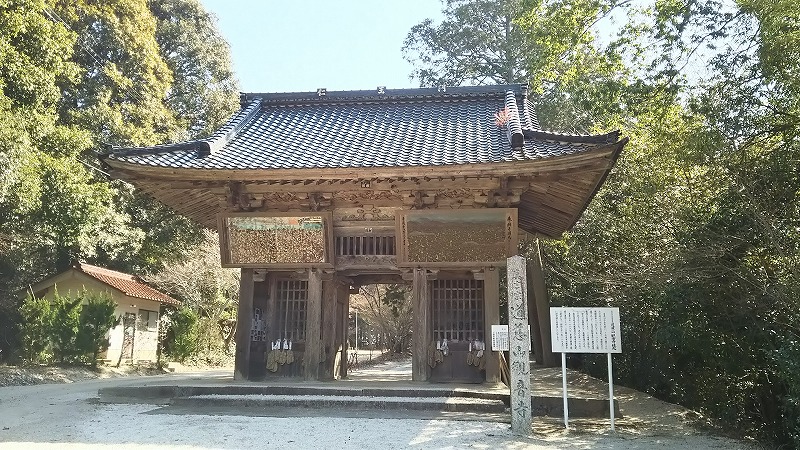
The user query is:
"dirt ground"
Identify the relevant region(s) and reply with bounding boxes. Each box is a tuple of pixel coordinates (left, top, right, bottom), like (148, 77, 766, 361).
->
(0, 363, 166, 387)
(0, 359, 760, 449)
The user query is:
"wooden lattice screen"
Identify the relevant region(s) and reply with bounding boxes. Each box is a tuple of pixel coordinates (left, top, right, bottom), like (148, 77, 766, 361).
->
(276, 280, 308, 341)
(335, 236, 395, 256)
(432, 279, 485, 342)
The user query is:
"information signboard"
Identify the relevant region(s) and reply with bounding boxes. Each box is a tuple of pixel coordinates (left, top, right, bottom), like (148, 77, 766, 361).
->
(550, 307, 621, 354)
(550, 306, 622, 431)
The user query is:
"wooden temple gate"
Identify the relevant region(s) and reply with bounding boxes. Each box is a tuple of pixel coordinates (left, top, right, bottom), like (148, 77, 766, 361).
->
(223, 208, 517, 382)
(100, 84, 627, 383)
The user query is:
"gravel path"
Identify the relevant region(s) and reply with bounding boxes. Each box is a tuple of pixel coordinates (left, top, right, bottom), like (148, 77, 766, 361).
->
(0, 362, 756, 449)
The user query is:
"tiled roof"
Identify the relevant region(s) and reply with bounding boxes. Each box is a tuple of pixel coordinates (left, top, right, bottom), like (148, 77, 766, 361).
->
(104, 84, 621, 170)
(73, 262, 181, 306)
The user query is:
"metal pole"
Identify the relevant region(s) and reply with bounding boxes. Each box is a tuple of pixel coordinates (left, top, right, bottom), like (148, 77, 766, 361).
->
(562, 352, 569, 429)
(608, 352, 615, 431)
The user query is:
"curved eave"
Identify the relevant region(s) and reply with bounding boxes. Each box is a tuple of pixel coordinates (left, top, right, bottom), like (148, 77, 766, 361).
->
(518, 137, 628, 238)
(103, 139, 627, 237)
(101, 142, 621, 182)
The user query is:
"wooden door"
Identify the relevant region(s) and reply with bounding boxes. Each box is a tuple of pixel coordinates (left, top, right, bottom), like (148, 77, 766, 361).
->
(121, 312, 136, 360)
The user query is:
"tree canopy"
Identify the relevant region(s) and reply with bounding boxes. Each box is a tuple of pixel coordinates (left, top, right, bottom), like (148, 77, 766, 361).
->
(0, 0, 238, 360)
(406, 0, 800, 445)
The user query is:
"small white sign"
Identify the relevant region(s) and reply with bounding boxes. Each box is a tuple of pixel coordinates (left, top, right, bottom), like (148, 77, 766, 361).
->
(491, 325, 532, 351)
(550, 307, 622, 354)
(491, 325, 509, 351)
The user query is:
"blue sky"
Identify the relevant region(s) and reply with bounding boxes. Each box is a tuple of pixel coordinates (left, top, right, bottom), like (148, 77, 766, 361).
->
(201, 1, 444, 93)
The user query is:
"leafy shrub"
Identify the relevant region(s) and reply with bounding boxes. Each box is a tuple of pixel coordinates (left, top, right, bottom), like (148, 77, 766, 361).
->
(19, 287, 118, 366)
(49, 292, 81, 363)
(168, 306, 198, 362)
(75, 290, 117, 367)
(18, 293, 54, 363)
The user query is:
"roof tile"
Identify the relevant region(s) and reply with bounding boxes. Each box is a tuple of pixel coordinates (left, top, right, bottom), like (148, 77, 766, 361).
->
(104, 84, 621, 171)
(74, 262, 181, 306)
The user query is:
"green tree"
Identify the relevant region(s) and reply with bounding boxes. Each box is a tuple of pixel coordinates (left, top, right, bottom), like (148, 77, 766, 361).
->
(18, 293, 54, 364)
(0, 0, 237, 359)
(168, 306, 199, 362)
(146, 230, 239, 357)
(148, 0, 239, 140)
(50, 291, 81, 363)
(75, 289, 117, 367)
(406, 0, 800, 445)
(403, 0, 630, 132)
(403, 0, 536, 86)
(53, 0, 180, 148)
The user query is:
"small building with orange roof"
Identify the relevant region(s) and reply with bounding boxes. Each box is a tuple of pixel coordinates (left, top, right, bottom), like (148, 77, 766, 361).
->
(28, 261, 181, 364)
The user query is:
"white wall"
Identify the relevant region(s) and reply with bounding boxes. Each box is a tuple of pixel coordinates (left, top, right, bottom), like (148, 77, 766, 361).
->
(37, 271, 163, 363)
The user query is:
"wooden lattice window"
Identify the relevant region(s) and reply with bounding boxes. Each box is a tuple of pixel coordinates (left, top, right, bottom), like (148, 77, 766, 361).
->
(335, 236, 395, 256)
(276, 280, 307, 341)
(432, 279, 485, 342)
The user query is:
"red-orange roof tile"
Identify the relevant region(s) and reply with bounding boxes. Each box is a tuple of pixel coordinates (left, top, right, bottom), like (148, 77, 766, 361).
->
(73, 262, 181, 306)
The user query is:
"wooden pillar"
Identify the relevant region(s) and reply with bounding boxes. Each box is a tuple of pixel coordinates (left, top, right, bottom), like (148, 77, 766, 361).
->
(250, 275, 269, 379)
(321, 276, 338, 380)
(529, 239, 556, 367)
(234, 268, 254, 380)
(265, 275, 278, 343)
(303, 269, 322, 380)
(412, 268, 430, 381)
(484, 267, 501, 383)
(339, 285, 350, 379)
(304, 269, 323, 380)
(527, 272, 544, 365)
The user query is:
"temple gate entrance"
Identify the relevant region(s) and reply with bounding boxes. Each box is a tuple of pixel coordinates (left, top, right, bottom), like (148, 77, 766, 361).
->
(101, 83, 628, 383)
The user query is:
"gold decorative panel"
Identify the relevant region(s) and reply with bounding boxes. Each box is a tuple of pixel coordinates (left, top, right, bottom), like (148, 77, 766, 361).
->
(219, 213, 332, 267)
(398, 209, 517, 266)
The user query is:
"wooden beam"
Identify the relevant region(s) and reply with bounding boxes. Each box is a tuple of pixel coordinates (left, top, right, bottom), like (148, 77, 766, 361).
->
(234, 268, 254, 380)
(527, 269, 544, 365)
(483, 267, 501, 384)
(528, 239, 557, 367)
(412, 268, 430, 381)
(304, 269, 323, 380)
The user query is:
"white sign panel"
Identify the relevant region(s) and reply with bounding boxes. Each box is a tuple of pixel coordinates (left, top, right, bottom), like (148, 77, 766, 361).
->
(491, 325, 509, 351)
(550, 307, 621, 354)
(490, 324, 532, 351)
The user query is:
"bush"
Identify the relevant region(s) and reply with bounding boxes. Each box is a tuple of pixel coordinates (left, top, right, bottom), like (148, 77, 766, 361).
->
(50, 293, 81, 363)
(19, 288, 118, 366)
(18, 294, 54, 364)
(169, 306, 198, 362)
(75, 290, 117, 367)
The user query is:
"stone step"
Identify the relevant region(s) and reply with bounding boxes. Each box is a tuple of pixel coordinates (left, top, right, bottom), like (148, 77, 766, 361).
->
(99, 385, 507, 403)
(170, 393, 507, 413)
(97, 384, 619, 418)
